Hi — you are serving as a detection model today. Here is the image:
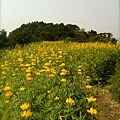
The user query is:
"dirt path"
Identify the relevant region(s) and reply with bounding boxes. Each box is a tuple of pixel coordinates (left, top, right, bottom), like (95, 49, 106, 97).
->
(95, 88, 120, 120)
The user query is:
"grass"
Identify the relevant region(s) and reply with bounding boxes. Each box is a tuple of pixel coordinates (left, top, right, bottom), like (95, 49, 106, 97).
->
(0, 41, 120, 120)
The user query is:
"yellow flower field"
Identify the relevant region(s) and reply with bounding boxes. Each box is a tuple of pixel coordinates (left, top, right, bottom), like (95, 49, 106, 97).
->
(0, 41, 120, 119)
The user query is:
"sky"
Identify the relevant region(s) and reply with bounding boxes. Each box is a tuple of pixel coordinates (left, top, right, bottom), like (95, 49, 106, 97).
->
(0, 0, 120, 41)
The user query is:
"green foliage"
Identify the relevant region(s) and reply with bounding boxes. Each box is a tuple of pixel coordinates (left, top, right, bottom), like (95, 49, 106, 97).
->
(6, 21, 118, 48)
(110, 47, 120, 102)
(0, 29, 8, 48)
(111, 65, 120, 102)
(0, 49, 4, 59)
(8, 22, 81, 47)
(0, 42, 120, 119)
(63, 37, 72, 43)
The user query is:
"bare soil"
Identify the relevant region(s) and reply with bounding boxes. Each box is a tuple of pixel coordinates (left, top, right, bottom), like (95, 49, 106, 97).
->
(95, 88, 120, 120)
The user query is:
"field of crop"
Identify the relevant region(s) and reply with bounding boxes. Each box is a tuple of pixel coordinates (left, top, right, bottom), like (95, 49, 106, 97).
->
(0, 41, 120, 120)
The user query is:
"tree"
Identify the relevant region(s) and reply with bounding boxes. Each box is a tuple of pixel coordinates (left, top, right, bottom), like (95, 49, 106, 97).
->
(73, 28, 88, 42)
(0, 29, 8, 48)
(7, 21, 118, 47)
(110, 38, 118, 44)
(88, 30, 97, 37)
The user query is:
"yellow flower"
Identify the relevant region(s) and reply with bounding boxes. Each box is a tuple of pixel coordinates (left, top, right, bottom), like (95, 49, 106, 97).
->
(5, 100, 9, 103)
(19, 87, 25, 91)
(60, 69, 68, 75)
(4, 86, 11, 91)
(31, 59, 36, 62)
(5, 91, 13, 97)
(59, 115, 64, 120)
(44, 62, 51, 66)
(60, 72, 67, 75)
(60, 78, 66, 82)
(45, 68, 51, 72)
(78, 65, 82, 68)
(26, 77, 33, 81)
(47, 90, 51, 93)
(39, 69, 45, 73)
(54, 96, 59, 101)
(61, 69, 67, 73)
(20, 103, 30, 110)
(86, 76, 90, 79)
(21, 110, 32, 118)
(78, 71, 82, 75)
(36, 72, 40, 75)
(31, 62, 36, 66)
(1, 65, 5, 67)
(78, 69, 82, 72)
(87, 96, 97, 103)
(25, 64, 31, 67)
(4, 63, 8, 67)
(2, 71, 6, 75)
(86, 85, 92, 89)
(1, 67, 6, 70)
(66, 98, 75, 105)
(20, 64, 25, 67)
(87, 107, 97, 115)
(26, 73, 32, 77)
(51, 69, 56, 74)
(59, 63, 65, 67)
(25, 69, 32, 73)
(17, 58, 23, 62)
(48, 74, 55, 77)
(12, 74, 16, 76)
(15, 68, 19, 71)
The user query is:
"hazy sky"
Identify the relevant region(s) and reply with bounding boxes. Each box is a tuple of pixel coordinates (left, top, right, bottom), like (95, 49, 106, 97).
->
(0, 0, 120, 40)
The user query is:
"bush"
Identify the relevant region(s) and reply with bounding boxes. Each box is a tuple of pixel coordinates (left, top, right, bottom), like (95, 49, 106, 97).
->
(110, 48, 120, 102)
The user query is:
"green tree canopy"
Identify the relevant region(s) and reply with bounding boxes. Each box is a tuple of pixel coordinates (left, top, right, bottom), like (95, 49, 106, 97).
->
(0, 29, 8, 48)
(6, 21, 118, 47)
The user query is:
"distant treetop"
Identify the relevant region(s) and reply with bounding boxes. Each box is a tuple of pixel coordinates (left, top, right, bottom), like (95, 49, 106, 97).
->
(0, 21, 118, 48)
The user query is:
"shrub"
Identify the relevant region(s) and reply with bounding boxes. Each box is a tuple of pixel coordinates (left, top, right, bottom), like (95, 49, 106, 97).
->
(110, 48, 120, 102)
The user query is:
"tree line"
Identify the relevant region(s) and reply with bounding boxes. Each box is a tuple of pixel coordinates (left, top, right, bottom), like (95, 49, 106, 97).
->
(0, 21, 118, 48)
